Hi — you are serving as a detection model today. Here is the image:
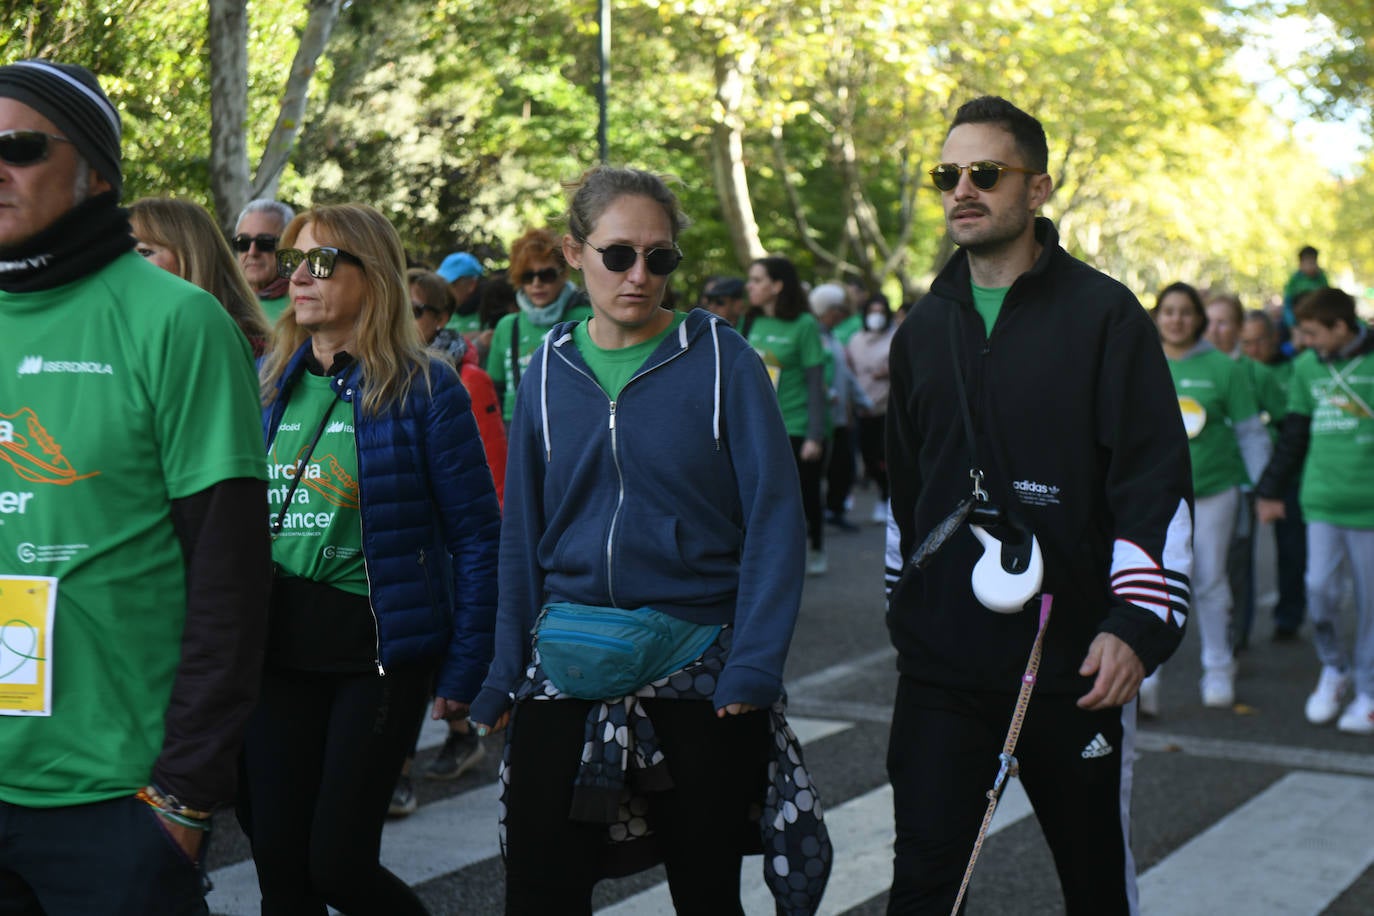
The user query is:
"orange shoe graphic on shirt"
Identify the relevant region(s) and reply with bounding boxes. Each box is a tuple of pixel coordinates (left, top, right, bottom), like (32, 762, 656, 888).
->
(0, 408, 100, 486)
(292, 446, 360, 510)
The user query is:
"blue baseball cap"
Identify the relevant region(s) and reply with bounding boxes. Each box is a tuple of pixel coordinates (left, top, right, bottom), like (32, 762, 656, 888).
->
(437, 252, 483, 282)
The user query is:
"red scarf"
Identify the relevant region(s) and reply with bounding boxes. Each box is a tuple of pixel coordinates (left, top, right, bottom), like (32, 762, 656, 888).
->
(258, 277, 290, 300)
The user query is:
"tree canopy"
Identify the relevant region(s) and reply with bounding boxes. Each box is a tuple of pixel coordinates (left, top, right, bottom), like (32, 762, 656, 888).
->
(4, 0, 1367, 304)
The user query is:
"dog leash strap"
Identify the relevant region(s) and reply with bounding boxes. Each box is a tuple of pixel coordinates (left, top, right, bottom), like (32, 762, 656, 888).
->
(950, 593, 1053, 915)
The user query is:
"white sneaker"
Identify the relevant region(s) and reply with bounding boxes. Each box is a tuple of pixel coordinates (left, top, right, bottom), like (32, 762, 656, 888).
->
(870, 500, 889, 525)
(806, 548, 828, 576)
(1336, 693, 1374, 735)
(1200, 664, 1235, 708)
(1138, 672, 1161, 717)
(1305, 666, 1351, 725)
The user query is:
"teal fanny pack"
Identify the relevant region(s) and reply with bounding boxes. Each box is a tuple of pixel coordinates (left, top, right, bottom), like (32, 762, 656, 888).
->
(534, 602, 722, 700)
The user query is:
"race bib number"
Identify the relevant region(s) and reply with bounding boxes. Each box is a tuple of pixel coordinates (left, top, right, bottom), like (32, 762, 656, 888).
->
(0, 575, 56, 716)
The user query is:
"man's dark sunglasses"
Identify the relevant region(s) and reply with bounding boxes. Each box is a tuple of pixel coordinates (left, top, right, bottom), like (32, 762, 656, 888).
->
(276, 246, 365, 279)
(0, 130, 72, 167)
(519, 267, 561, 285)
(928, 160, 1038, 193)
(232, 233, 279, 254)
(412, 302, 442, 319)
(580, 240, 683, 276)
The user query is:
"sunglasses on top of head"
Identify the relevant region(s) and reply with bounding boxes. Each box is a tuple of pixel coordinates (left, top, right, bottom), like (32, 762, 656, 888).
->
(519, 267, 562, 285)
(231, 233, 279, 254)
(578, 239, 683, 276)
(928, 160, 1039, 193)
(276, 246, 365, 280)
(0, 130, 73, 167)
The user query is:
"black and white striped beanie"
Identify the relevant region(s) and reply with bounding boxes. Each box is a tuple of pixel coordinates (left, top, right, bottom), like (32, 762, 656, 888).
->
(0, 60, 122, 198)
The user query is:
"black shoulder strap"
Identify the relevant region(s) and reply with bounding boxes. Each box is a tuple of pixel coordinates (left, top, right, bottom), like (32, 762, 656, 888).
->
(949, 310, 982, 490)
(510, 314, 523, 391)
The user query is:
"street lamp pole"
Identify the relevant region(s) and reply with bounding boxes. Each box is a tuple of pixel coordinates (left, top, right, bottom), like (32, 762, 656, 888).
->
(598, 0, 610, 163)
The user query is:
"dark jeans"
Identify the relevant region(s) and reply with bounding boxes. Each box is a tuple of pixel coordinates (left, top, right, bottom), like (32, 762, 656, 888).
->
(1228, 492, 1256, 647)
(887, 677, 1135, 915)
(1232, 486, 1308, 644)
(1272, 484, 1307, 633)
(0, 795, 207, 916)
(238, 665, 433, 916)
(857, 414, 889, 500)
(825, 424, 856, 517)
(790, 435, 829, 550)
(504, 697, 769, 915)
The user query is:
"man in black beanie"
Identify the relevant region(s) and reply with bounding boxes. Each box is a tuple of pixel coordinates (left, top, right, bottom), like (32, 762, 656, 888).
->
(0, 60, 271, 914)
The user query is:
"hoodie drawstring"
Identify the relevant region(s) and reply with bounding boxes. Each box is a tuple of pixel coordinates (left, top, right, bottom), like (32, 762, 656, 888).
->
(541, 333, 554, 462)
(708, 316, 722, 449)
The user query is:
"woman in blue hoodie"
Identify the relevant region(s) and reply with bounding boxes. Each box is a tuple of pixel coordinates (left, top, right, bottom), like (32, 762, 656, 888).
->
(469, 167, 822, 914)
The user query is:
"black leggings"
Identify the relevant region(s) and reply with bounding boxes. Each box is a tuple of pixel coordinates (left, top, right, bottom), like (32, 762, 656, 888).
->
(239, 665, 434, 916)
(790, 435, 828, 550)
(503, 697, 769, 915)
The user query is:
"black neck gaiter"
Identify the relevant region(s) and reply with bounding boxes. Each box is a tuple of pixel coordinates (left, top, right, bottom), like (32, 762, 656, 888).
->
(0, 192, 135, 293)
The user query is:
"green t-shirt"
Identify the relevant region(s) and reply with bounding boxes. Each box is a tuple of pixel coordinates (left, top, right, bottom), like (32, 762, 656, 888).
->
(833, 313, 864, 346)
(971, 284, 1009, 337)
(267, 373, 367, 595)
(746, 313, 827, 438)
(1286, 348, 1374, 527)
(1167, 348, 1260, 497)
(487, 304, 594, 421)
(0, 253, 266, 807)
(260, 293, 290, 323)
(447, 311, 482, 336)
(572, 312, 686, 399)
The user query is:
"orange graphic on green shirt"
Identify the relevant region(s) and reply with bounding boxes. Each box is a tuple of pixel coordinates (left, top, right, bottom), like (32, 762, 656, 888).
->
(0, 408, 100, 486)
(292, 443, 359, 509)
(1323, 388, 1373, 420)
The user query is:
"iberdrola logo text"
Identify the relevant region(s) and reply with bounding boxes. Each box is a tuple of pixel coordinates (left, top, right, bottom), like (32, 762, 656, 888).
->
(17, 355, 114, 377)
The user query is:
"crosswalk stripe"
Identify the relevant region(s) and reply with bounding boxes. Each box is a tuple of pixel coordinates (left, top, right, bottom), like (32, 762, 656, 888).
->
(1138, 771, 1374, 915)
(211, 716, 1374, 916)
(597, 776, 1034, 914)
(206, 715, 853, 914)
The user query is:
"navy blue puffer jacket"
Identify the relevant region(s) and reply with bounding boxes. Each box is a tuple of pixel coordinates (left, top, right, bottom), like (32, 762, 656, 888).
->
(263, 342, 500, 702)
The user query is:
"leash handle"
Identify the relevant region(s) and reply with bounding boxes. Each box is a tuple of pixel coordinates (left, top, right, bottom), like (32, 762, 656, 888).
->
(950, 593, 1053, 915)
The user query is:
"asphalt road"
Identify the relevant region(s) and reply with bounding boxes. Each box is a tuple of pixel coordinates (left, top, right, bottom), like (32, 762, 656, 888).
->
(206, 487, 1374, 914)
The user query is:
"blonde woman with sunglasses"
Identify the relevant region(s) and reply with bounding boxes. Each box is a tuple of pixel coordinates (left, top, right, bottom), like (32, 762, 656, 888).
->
(245, 204, 500, 915)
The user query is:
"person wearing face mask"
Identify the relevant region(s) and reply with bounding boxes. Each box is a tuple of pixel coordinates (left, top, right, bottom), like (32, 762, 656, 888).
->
(847, 292, 898, 524)
(485, 228, 593, 424)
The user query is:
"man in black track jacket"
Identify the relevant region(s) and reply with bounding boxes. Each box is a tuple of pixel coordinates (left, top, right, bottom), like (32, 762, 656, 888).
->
(883, 96, 1193, 915)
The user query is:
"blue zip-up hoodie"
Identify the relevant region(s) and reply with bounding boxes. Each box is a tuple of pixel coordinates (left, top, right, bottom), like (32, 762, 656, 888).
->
(264, 341, 500, 701)
(470, 309, 805, 724)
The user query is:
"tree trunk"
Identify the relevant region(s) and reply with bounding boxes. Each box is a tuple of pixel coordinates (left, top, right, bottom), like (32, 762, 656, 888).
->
(208, 0, 250, 233)
(709, 48, 765, 268)
(251, 0, 343, 201)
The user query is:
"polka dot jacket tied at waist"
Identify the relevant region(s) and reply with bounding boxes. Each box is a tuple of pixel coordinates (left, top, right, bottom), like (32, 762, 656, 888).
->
(497, 626, 833, 915)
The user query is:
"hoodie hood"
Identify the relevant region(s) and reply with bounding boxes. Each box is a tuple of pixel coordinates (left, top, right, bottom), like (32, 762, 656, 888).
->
(536, 308, 728, 461)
